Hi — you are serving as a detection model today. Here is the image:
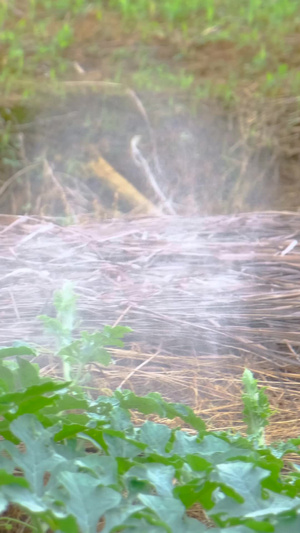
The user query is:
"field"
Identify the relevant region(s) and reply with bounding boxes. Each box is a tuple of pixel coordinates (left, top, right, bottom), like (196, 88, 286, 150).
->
(0, 1, 300, 215)
(1, 3, 300, 532)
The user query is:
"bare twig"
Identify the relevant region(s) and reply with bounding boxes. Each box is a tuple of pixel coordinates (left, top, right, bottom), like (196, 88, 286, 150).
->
(130, 135, 176, 214)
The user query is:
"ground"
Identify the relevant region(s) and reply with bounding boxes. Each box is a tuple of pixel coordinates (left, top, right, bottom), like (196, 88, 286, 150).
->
(1, 1, 300, 216)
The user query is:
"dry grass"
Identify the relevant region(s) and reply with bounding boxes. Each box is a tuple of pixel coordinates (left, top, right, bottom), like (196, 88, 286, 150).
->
(0, 212, 300, 442)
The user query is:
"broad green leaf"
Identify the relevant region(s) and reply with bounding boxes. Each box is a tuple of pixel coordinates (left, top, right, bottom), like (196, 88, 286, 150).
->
(207, 526, 254, 533)
(0, 345, 36, 358)
(54, 423, 89, 441)
(138, 494, 186, 532)
(0, 364, 15, 393)
(272, 514, 300, 532)
(116, 390, 205, 431)
(140, 421, 172, 455)
(271, 438, 300, 458)
(0, 493, 8, 514)
(2, 484, 47, 512)
(110, 406, 133, 432)
(16, 356, 41, 388)
(185, 454, 211, 472)
(0, 445, 15, 472)
(104, 432, 145, 458)
(164, 402, 206, 432)
(182, 516, 208, 532)
(56, 471, 121, 533)
(126, 463, 175, 497)
(0, 419, 18, 443)
(209, 461, 300, 519)
(44, 393, 89, 414)
(101, 325, 132, 345)
(6, 395, 59, 420)
(172, 431, 202, 456)
(77, 429, 108, 452)
(79, 333, 112, 365)
(58, 332, 114, 367)
(9, 414, 67, 496)
(39, 316, 73, 348)
(120, 517, 167, 532)
(75, 455, 118, 486)
(210, 460, 267, 504)
(245, 492, 300, 518)
(174, 479, 216, 510)
(101, 500, 145, 533)
(173, 433, 250, 464)
(44, 514, 80, 533)
(0, 469, 29, 488)
(59, 413, 90, 426)
(0, 380, 70, 408)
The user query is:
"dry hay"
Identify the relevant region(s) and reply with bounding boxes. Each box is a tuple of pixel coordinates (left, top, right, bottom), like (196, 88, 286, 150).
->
(0, 211, 300, 441)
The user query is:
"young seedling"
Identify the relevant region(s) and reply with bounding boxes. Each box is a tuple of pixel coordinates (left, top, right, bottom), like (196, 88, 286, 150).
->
(242, 368, 275, 446)
(39, 282, 131, 384)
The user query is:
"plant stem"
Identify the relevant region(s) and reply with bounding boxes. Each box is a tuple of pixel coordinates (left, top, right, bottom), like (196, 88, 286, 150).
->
(0, 516, 38, 531)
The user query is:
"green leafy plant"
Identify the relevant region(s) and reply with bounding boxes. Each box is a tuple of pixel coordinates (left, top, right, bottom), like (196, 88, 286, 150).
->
(39, 281, 131, 383)
(242, 368, 275, 447)
(0, 284, 300, 532)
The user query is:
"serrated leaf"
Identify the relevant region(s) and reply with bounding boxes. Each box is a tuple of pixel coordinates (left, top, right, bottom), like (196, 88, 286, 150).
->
(101, 325, 132, 345)
(56, 471, 121, 533)
(140, 421, 172, 455)
(54, 282, 77, 329)
(173, 433, 250, 465)
(242, 369, 274, 446)
(39, 316, 73, 348)
(116, 390, 205, 431)
(126, 463, 175, 497)
(209, 461, 300, 520)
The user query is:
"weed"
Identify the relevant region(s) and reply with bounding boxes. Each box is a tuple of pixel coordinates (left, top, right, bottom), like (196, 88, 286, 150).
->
(242, 368, 275, 447)
(39, 282, 131, 384)
(1, 0, 300, 99)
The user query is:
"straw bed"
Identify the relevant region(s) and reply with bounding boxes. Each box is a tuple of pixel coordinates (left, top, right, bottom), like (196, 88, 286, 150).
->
(0, 212, 300, 440)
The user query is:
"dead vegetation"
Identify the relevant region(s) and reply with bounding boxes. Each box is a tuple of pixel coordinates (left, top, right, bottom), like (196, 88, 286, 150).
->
(1, 212, 300, 441)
